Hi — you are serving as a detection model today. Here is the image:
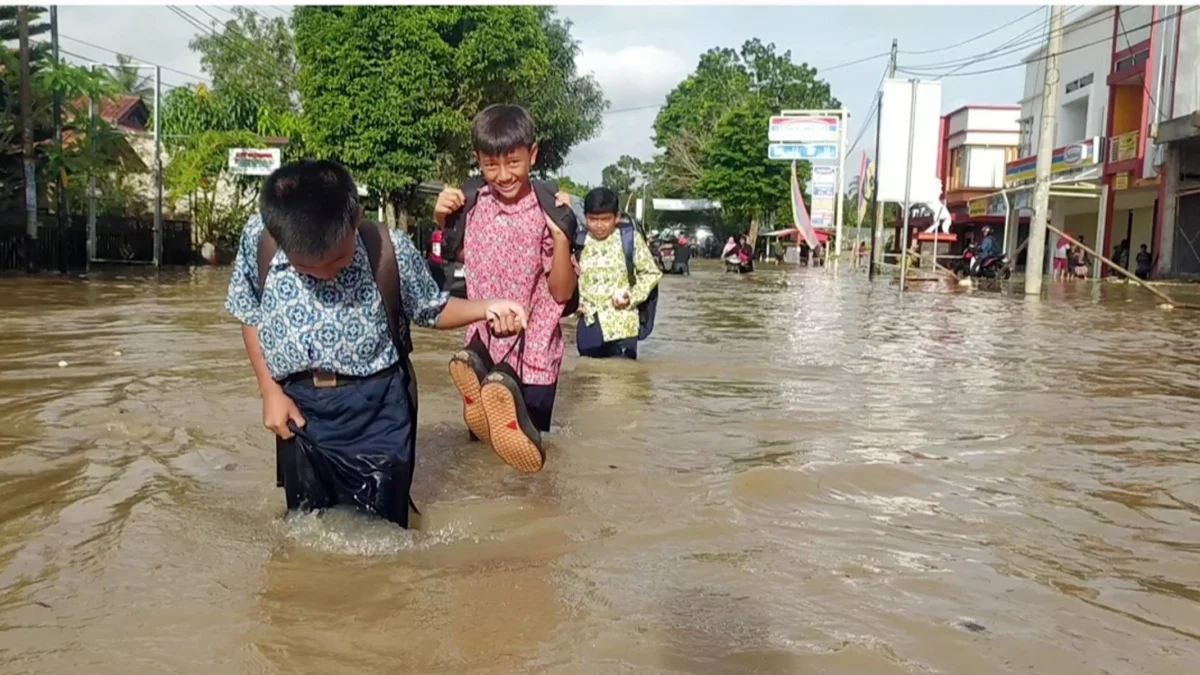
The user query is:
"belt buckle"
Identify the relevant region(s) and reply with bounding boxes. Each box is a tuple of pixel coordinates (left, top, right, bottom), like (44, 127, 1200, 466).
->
(312, 371, 338, 388)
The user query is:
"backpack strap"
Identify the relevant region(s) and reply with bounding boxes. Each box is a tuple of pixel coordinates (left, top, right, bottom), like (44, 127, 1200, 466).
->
(618, 222, 637, 287)
(443, 177, 486, 264)
(532, 180, 580, 252)
(358, 221, 403, 354)
(256, 228, 279, 300)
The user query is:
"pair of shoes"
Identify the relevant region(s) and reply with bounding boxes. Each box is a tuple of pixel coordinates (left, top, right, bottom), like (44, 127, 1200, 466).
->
(448, 350, 545, 473)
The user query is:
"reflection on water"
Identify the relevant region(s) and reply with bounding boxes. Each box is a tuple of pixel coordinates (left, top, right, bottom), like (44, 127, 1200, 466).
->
(1, 261, 1199, 674)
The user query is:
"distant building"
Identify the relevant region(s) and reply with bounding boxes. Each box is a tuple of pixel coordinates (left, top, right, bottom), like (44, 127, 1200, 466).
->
(936, 105, 1021, 234)
(1001, 6, 1196, 278)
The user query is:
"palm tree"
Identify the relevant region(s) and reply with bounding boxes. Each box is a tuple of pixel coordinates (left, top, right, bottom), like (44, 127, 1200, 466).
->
(110, 54, 154, 99)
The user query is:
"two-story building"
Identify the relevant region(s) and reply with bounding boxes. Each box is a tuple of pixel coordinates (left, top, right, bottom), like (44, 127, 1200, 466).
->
(1002, 6, 1195, 278)
(936, 105, 1021, 240)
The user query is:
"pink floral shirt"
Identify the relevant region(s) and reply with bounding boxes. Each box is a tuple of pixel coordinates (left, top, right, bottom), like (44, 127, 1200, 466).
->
(463, 186, 571, 386)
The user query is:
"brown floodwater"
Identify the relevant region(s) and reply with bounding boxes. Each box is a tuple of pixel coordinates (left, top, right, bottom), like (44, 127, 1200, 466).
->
(1, 260, 1199, 674)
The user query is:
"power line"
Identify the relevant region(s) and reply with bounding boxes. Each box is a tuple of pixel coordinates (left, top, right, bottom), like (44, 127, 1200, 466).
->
(820, 51, 890, 73)
(59, 33, 210, 84)
(899, 5, 1097, 72)
(935, 4, 1054, 81)
(845, 61, 889, 159)
(899, 6, 1045, 56)
(897, 8, 1196, 79)
(1116, 8, 1164, 123)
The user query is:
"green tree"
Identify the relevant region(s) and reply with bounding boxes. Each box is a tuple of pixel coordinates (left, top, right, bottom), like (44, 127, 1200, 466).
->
(110, 54, 154, 98)
(653, 39, 840, 241)
(293, 6, 605, 226)
(190, 6, 298, 114)
(553, 175, 589, 197)
(164, 129, 265, 251)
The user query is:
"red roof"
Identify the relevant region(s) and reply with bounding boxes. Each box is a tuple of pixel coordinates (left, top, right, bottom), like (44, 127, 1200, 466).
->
(67, 94, 148, 132)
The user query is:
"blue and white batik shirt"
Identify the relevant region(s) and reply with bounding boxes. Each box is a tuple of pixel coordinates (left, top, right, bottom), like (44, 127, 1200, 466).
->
(225, 215, 449, 381)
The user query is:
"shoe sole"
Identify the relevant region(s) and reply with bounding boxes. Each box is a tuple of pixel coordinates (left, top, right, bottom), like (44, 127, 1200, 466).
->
(448, 351, 490, 444)
(480, 376, 544, 473)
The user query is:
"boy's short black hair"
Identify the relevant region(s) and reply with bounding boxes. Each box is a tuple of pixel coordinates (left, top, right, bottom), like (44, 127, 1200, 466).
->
(472, 104, 537, 155)
(584, 187, 620, 216)
(261, 159, 359, 260)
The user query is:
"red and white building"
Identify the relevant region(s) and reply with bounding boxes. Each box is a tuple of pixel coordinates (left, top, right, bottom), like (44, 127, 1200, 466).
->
(935, 105, 1022, 237)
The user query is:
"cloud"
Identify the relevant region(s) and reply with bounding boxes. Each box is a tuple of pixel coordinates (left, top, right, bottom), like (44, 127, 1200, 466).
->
(564, 45, 692, 184)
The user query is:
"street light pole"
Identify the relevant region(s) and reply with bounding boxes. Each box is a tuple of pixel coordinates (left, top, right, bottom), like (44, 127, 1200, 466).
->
(1024, 5, 1064, 296)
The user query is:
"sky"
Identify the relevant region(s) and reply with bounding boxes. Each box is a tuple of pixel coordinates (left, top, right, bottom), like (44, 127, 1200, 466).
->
(55, 4, 1039, 186)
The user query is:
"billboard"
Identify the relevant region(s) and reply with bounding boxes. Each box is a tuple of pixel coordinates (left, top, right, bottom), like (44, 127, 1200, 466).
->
(228, 148, 281, 176)
(876, 79, 942, 203)
(768, 143, 838, 162)
(1004, 137, 1101, 185)
(769, 115, 839, 143)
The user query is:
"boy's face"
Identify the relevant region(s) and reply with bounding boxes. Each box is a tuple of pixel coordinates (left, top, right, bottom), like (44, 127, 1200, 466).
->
(289, 208, 362, 280)
(475, 144, 538, 201)
(586, 212, 619, 240)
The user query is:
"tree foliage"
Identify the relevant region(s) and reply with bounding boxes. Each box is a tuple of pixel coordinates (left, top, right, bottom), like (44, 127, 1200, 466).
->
(164, 129, 265, 250)
(0, 7, 128, 214)
(293, 5, 605, 220)
(190, 6, 298, 115)
(652, 38, 840, 237)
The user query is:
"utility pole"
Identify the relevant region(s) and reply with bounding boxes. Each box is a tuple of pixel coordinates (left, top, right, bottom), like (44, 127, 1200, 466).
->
(51, 7, 66, 235)
(18, 6, 38, 272)
(868, 38, 897, 281)
(1024, 5, 1064, 297)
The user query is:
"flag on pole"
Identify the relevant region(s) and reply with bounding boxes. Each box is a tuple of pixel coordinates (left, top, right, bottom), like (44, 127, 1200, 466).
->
(856, 152, 869, 226)
(790, 160, 820, 248)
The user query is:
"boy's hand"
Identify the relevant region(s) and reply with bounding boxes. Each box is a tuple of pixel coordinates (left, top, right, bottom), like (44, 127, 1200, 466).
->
(612, 290, 632, 309)
(263, 389, 305, 439)
(434, 187, 466, 228)
(485, 299, 528, 337)
(555, 191, 572, 208)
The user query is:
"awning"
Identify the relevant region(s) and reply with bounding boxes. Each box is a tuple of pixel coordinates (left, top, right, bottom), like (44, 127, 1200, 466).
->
(761, 228, 830, 243)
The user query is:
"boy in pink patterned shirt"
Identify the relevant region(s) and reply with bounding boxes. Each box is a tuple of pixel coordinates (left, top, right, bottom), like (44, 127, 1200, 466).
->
(434, 105, 578, 474)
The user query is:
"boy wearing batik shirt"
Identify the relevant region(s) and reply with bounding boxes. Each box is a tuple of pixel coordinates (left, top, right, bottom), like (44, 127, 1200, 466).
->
(434, 104, 578, 474)
(575, 187, 661, 360)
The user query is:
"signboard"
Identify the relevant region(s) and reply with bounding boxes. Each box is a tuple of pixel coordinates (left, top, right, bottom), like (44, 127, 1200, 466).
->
(768, 143, 838, 162)
(228, 148, 281, 176)
(967, 194, 1010, 218)
(1114, 172, 1130, 190)
(652, 198, 720, 211)
(968, 198, 988, 218)
(1005, 137, 1101, 185)
(769, 115, 839, 143)
(877, 79, 943, 203)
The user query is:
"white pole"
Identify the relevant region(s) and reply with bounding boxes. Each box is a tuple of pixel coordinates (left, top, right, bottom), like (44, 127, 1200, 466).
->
(898, 79, 919, 294)
(87, 65, 96, 270)
(1024, 4, 1064, 296)
(834, 108, 848, 273)
(153, 65, 163, 268)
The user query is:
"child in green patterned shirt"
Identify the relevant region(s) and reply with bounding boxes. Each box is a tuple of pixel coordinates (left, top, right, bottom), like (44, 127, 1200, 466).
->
(574, 187, 662, 360)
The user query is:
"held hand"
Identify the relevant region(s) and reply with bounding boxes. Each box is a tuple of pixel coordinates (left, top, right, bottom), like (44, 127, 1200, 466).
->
(555, 191, 573, 208)
(611, 290, 632, 310)
(433, 187, 466, 227)
(485, 299, 528, 337)
(263, 389, 305, 440)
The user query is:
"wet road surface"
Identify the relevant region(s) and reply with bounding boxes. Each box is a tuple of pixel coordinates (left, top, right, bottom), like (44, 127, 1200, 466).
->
(1, 260, 1199, 674)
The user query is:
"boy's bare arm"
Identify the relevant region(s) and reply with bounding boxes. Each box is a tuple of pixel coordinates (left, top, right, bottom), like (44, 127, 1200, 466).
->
(241, 324, 305, 439)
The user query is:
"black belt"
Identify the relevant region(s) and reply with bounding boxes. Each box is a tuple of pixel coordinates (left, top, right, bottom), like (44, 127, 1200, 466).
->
(279, 364, 399, 389)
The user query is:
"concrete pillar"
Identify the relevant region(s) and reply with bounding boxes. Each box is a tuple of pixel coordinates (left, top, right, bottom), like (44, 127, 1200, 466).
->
(1094, 184, 1110, 279)
(1157, 144, 1179, 277)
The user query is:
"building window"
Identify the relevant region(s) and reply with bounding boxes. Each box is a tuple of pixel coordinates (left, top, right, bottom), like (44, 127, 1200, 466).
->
(950, 147, 964, 191)
(1018, 117, 1034, 158)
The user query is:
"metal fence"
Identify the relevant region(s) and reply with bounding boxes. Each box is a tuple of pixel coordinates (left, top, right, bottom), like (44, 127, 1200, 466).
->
(0, 212, 191, 272)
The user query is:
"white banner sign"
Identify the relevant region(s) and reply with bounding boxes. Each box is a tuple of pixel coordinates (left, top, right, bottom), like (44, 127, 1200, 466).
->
(768, 115, 839, 143)
(228, 148, 281, 176)
(651, 198, 721, 211)
(877, 79, 943, 203)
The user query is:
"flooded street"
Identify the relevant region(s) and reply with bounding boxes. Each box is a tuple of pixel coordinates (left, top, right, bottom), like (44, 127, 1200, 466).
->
(2, 260, 1199, 674)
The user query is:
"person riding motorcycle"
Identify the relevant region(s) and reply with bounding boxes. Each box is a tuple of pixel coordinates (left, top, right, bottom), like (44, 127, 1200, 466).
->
(977, 226, 998, 260)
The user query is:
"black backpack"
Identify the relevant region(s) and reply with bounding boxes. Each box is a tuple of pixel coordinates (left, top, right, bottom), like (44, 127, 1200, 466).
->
(440, 178, 582, 316)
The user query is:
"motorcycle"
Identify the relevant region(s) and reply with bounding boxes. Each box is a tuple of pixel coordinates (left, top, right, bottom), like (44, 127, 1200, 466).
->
(955, 247, 1011, 280)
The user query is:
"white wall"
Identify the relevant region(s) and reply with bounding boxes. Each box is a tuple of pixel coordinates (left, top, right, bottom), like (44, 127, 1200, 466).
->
(1116, 5, 1153, 48)
(1020, 7, 1114, 156)
(967, 147, 1008, 189)
(946, 110, 969, 136)
(1173, 7, 1200, 117)
(958, 131, 1019, 147)
(965, 108, 1020, 131)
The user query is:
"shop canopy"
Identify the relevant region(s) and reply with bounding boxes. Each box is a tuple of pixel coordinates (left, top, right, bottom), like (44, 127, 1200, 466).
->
(760, 227, 832, 244)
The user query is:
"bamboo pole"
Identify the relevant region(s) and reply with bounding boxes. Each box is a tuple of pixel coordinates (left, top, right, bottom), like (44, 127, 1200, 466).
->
(1046, 223, 1197, 310)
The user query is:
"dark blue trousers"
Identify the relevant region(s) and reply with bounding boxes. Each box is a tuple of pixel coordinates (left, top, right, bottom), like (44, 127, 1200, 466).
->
(576, 316, 638, 360)
(274, 362, 417, 528)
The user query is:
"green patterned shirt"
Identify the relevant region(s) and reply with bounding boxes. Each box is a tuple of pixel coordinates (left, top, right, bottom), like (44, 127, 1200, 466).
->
(578, 229, 663, 342)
